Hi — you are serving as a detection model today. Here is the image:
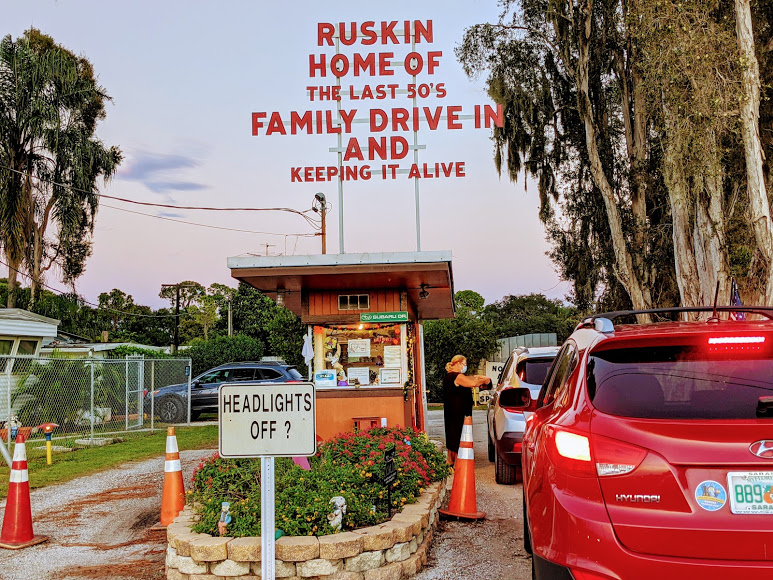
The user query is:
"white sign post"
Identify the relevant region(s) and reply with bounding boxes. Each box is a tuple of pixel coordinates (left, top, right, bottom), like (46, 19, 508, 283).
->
(219, 382, 317, 580)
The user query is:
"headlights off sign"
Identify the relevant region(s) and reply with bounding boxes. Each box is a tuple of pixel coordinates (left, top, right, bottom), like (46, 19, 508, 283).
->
(251, 20, 504, 182)
(218, 382, 316, 457)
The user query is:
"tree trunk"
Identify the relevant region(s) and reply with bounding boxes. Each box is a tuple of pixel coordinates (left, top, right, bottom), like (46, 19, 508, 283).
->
(693, 153, 730, 306)
(734, 0, 773, 303)
(576, 0, 650, 319)
(664, 147, 703, 308)
(6, 265, 19, 308)
(30, 227, 44, 306)
(665, 131, 730, 310)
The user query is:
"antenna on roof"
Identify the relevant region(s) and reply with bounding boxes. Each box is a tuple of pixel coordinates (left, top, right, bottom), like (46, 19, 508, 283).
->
(709, 281, 721, 323)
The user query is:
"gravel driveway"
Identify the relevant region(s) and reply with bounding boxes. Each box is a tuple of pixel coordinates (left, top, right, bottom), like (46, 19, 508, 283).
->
(0, 448, 213, 580)
(0, 411, 531, 580)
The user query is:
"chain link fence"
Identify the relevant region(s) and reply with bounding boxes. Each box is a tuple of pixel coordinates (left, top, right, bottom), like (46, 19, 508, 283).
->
(0, 355, 192, 455)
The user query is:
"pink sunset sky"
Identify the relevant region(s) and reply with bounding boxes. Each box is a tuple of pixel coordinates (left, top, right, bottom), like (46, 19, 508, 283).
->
(3, 0, 569, 309)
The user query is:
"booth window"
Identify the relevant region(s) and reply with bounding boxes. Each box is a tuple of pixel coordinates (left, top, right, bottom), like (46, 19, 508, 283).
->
(338, 294, 370, 310)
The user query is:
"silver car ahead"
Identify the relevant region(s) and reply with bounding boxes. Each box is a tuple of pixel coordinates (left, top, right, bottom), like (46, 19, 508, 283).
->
(486, 346, 559, 484)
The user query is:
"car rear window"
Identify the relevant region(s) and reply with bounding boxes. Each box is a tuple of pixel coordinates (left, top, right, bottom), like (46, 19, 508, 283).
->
(588, 344, 773, 419)
(287, 367, 303, 380)
(516, 358, 554, 386)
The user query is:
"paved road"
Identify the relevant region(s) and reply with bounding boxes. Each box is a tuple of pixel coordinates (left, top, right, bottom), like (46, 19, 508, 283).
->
(0, 411, 530, 580)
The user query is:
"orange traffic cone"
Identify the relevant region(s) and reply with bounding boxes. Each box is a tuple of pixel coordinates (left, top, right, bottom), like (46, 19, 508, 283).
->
(439, 416, 485, 520)
(157, 426, 185, 527)
(0, 434, 48, 549)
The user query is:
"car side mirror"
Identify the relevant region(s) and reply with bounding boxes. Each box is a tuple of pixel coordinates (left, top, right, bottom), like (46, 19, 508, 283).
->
(498, 387, 532, 409)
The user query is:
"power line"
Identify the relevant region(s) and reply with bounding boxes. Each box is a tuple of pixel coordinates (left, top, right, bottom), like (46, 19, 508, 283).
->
(0, 257, 188, 319)
(0, 164, 323, 230)
(100, 203, 318, 237)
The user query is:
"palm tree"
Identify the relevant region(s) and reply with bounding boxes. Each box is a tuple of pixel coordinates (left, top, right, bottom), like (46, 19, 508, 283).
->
(0, 29, 120, 307)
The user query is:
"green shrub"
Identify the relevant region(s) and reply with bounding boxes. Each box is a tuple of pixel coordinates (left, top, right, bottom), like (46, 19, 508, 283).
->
(190, 427, 449, 537)
(185, 335, 264, 375)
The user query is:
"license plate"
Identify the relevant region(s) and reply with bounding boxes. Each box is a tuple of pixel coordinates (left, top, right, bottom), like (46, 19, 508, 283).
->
(727, 472, 773, 514)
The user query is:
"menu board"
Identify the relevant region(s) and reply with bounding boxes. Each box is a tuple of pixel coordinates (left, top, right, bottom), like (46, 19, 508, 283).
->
(383, 345, 402, 367)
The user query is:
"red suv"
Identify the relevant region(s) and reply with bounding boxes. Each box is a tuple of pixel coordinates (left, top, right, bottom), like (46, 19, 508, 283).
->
(521, 307, 773, 580)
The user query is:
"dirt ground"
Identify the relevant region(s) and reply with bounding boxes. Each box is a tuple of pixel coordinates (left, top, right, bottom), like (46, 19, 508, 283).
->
(0, 410, 531, 580)
(416, 410, 532, 580)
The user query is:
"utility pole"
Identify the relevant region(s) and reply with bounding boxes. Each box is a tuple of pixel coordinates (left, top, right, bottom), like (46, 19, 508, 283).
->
(314, 192, 328, 254)
(228, 297, 233, 337)
(174, 285, 180, 353)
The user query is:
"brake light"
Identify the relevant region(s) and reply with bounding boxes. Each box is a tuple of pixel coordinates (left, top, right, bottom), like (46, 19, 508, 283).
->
(592, 435, 647, 477)
(546, 427, 595, 477)
(708, 335, 766, 354)
(708, 336, 765, 344)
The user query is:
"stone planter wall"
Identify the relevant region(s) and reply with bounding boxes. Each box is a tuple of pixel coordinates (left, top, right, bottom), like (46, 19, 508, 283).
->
(165, 478, 450, 580)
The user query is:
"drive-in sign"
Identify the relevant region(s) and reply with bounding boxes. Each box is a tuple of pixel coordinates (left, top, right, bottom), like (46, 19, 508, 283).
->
(218, 382, 317, 457)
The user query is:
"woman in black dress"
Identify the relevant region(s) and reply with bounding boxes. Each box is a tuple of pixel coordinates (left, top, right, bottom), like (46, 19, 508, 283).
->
(443, 355, 491, 465)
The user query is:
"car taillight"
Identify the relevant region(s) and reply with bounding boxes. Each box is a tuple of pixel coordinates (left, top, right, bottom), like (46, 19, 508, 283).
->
(592, 434, 647, 477)
(546, 426, 595, 477)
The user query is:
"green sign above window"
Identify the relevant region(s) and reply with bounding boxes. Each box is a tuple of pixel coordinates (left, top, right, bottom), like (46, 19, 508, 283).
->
(360, 311, 409, 323)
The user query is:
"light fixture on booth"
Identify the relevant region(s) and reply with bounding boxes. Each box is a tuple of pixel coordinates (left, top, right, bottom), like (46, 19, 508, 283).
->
(277, 289, 285, 307)
(419, 284, 430, 300)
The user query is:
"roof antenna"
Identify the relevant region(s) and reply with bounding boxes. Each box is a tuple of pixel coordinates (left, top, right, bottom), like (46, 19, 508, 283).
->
(708, 281, 720, 323)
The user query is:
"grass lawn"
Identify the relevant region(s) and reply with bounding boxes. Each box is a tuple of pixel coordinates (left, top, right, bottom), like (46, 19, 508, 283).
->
(0, 425, 218, 500)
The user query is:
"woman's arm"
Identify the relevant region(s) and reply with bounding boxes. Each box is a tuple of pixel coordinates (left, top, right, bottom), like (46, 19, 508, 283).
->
(454, 374, 487, 388)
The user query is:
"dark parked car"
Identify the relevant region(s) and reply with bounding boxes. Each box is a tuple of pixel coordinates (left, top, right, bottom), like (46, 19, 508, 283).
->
(145, 360, 304, 423)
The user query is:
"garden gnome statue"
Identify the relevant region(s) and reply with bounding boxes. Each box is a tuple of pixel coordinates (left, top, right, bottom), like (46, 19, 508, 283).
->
(218, 502, 232, 536)
(327, 496, 347, 531)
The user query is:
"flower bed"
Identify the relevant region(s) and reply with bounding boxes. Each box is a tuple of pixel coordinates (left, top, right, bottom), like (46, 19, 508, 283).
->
(189, 427, 449, 537)
(166, 478, 450, 580)
(165, 427, 451, 579)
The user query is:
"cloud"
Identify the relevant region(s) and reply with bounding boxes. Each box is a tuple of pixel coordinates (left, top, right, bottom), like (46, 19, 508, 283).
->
(145, 181, 209, 193)
(117, 151, 209, 193)
(158, 211, 185, 218)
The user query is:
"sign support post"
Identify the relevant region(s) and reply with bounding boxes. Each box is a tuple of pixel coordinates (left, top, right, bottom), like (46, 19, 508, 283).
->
(261, 457, 276, 580)
(219, 382, 317, 580)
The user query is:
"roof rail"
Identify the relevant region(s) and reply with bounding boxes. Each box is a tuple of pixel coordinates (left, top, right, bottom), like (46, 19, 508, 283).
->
(591, 306, 773, 322)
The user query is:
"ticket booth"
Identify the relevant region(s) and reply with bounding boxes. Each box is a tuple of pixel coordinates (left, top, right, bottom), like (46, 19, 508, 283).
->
(227, 251, 455, 439)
